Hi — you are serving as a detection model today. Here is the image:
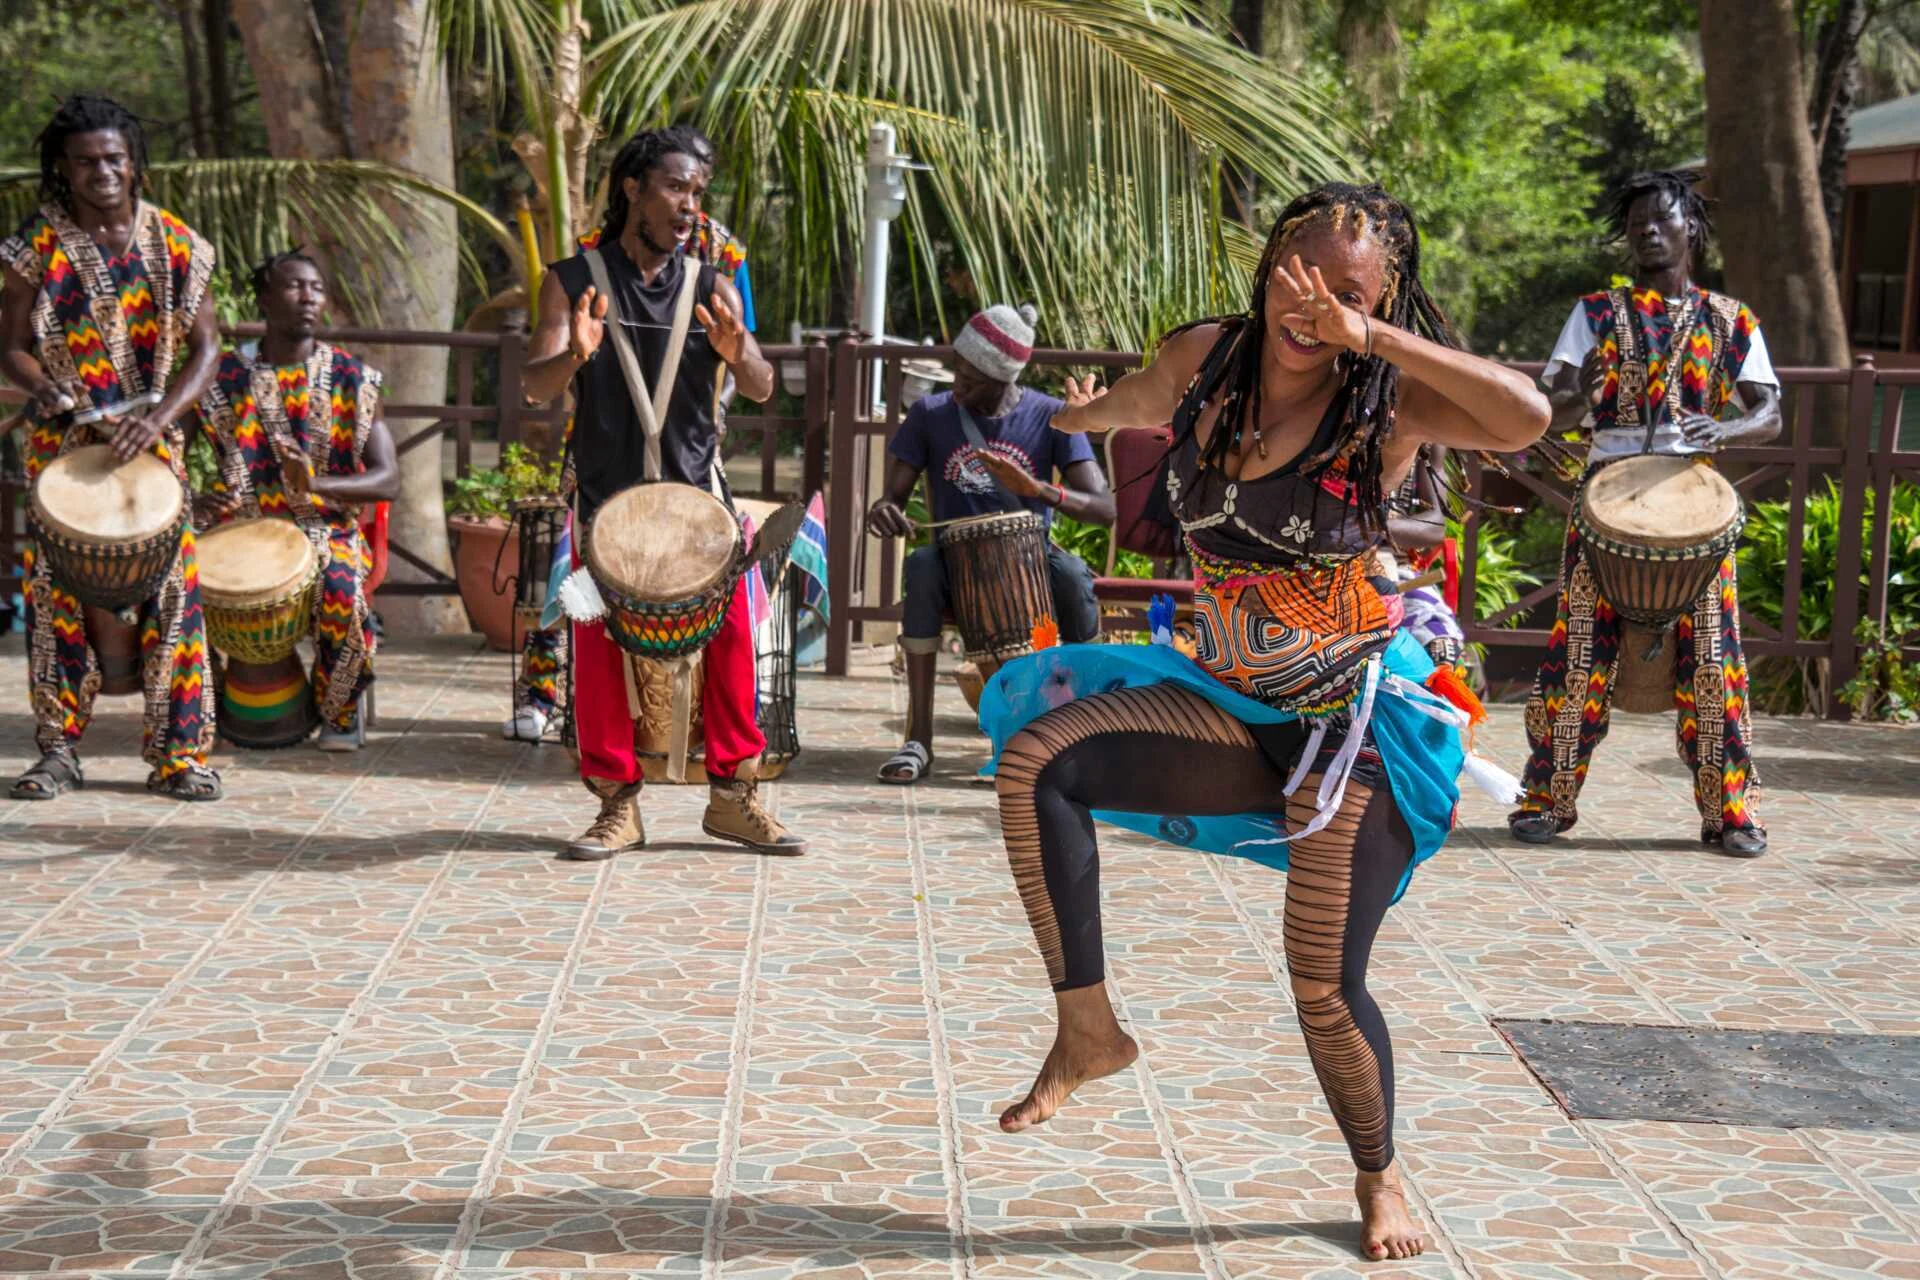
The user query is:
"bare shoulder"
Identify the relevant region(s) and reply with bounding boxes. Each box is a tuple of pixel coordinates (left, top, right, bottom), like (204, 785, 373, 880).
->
(1152, 322, 1227, 382)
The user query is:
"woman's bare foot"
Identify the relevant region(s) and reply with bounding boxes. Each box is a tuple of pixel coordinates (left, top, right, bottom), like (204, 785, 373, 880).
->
(1355, 1164, 1427, 1261)
(999, 983, 1139, 1132)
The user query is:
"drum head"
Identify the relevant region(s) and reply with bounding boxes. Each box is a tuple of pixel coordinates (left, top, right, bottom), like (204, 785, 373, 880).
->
(32, 445, 183, 545)
(1582, 456, 1739, 550)
(589, 482, 742, 601)
(198, 519, 317, 606)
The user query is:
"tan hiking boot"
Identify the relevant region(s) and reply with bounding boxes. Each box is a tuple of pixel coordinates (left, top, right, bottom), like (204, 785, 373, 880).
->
(562, 778, 645, 861)
(702, 772, 805, 856)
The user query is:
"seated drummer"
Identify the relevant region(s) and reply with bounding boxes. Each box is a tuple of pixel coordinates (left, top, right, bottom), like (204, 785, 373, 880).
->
(1511, 170, 1781, 857)
(521, 125, 804, 860)
(866, 304, 1115, 784)
(192, 250, 399, 750)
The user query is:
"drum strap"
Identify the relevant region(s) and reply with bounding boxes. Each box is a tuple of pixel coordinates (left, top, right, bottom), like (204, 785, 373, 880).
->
(585, 249, 701, 483)
(954, 404, 1029, 516)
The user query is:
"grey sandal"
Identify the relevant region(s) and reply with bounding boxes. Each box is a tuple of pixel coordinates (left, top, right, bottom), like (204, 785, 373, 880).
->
(147, 763, 223, 802)
(878, 741, 932, 784)
(11, 748, 82, 801)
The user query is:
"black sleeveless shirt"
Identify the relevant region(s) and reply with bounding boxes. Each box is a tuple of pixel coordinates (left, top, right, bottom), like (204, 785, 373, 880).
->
(549, 243, 725, 525)
(1166, 327, 1381, 567)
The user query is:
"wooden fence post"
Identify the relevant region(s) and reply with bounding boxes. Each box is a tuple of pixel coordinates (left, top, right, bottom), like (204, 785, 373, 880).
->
(1828, 353, 1876, 717)
(825, 338, 861, 677)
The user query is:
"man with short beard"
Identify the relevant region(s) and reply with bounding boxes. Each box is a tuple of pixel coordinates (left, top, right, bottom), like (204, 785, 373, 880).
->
(0, 95, 223, 801)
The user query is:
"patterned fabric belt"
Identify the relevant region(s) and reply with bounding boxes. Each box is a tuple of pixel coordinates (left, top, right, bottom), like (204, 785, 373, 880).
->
(1188, 550, 1394, 718)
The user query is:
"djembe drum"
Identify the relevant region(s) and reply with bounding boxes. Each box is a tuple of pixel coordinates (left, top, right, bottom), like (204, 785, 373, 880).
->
(937, 511, 1056, 671)
(30, 444, 190, 697)
(588, 482, 746, 781)
(197, 519, 322, 748)
(1573, 455, 1744, 714)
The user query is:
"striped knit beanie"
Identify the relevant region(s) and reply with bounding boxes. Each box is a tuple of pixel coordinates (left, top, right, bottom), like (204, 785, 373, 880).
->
(953, 303, 1039, 383)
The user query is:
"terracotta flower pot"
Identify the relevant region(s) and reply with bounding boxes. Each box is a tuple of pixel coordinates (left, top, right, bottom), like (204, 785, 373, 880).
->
(448, 515, 521, 651)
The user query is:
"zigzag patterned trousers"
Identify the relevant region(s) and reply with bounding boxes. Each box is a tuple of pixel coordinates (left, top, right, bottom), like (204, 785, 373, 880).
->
(309, 528, 376, 730)
(1518, 522, 1761, 837)
(25, 530, 215, 779)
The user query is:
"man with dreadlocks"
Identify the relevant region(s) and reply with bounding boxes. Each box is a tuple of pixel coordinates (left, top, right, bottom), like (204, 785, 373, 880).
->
(975, 183, 1548, 1261)
(521, 125, 805, 859)
(1511, 171, 1781, 857)
(0, 94, 222, 801)
(503, 128, 754, 744)
(193, 251, 399, 749)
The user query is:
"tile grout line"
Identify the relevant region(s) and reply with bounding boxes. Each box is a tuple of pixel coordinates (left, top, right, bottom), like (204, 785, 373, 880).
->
(1795, 1128, 1919, 1240)
(1396, 906, 1728, 1280)
(1101, 969, 1230, 1280)
(1204, 856, 1480, 1280)
(437, 843, 617, 1277)
(160, 656, 523, 1277)
(700, 834, 774, 1279)
(0, 651, 487, 1182)
(898, 671, 975, 1280)
(1451, 826, 1693, 1026)
(1628, 758, 1920, 952)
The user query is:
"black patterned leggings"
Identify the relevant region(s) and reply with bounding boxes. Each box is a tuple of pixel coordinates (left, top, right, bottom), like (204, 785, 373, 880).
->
(994, 685, 1416, 1172)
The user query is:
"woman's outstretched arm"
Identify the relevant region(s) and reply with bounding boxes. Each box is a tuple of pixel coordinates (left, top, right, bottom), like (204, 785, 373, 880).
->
(1050, 324, 1220, 435)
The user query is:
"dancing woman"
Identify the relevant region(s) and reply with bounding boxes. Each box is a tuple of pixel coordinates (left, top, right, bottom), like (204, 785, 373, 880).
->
(981, 183, 1549, 1260)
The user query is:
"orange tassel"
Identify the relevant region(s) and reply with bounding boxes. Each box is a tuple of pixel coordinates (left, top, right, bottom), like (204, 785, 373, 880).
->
(1425, 663, 1486, 727)
(1030, 617, 1059, 650)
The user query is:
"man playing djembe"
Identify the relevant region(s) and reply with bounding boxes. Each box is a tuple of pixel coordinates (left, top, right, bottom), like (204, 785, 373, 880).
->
(193, 250, 399, 750)
(522, 125, 804, 860)
(1511, 171, 1781, 857)
(0, 95, 223, 801)
(864, 303, 1114, 784)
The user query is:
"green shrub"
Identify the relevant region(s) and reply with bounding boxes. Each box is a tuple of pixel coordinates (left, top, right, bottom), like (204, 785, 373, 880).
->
(445, 444, 562, 521)
(1051, 514, 1157, 579)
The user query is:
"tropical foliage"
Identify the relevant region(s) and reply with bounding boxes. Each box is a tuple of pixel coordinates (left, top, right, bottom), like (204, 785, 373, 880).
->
(445, 444, 566, 520)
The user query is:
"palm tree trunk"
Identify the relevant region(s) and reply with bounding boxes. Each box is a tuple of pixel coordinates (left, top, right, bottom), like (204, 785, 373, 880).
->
(1811, 0, 1872, 271)
(173, 0, 213, 158)
(234, 0, 466, 635)
(1700, 0, 1851, 395)
(204, 0, 235, 155)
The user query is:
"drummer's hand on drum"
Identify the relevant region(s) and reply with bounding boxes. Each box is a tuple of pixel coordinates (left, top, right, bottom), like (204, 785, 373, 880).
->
(108, 412, 164, 462)
(971, 449, 1043, 500)
(569, 286, 609, 363)
(865, 498, 914, 540)
(194, 488, 241, 525)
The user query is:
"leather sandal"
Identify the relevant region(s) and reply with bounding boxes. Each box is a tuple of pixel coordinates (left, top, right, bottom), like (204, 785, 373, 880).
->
(11, 747, 82, 801)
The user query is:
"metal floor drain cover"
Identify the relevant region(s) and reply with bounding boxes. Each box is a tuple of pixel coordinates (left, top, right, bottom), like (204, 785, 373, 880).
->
(1496, 1020, 1920, 1131)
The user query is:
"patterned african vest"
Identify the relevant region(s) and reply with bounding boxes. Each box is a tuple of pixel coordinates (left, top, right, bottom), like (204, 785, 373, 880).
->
(1579, 284, 1759, 464)
(194, 343, 383, 536)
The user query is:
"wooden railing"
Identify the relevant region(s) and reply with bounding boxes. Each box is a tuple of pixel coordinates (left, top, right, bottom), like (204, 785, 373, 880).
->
(0, 326, 831, 605)
(821, 340, 1913, 720)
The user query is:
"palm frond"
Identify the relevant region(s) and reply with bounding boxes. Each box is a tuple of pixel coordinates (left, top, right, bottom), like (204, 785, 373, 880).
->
(581, 0, 1355, 346)
(0, 159, 525, 317)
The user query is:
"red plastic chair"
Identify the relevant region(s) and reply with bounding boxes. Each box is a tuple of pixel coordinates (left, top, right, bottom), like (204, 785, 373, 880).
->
(1092, 427, 1194, 619)
(359, 502, 390, 594)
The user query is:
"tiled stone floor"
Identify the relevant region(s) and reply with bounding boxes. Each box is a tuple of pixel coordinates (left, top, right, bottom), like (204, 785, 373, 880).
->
(0, 634, 1917, 1279)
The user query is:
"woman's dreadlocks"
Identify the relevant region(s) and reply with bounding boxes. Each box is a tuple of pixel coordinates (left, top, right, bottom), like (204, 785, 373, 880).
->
(1167, 181, 1459, 535)
(597, 126, 714, 246)
(1604, 169, 1713, 267)
(36, 94, 148, 211)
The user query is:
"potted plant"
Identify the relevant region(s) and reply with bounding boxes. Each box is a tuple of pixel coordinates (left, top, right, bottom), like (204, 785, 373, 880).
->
(446, 444, 562, 651)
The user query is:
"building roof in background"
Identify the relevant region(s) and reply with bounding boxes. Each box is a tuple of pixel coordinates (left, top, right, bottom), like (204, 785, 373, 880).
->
(1847, 92, 1920, 152)
(1683, 92, 1920, 170)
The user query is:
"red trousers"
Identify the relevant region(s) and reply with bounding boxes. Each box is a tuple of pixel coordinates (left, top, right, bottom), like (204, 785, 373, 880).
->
(572, 575, 764, 784)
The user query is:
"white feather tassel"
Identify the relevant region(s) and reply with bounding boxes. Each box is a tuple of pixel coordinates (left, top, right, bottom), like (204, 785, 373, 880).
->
(1461, 752, 1523, 805)
(556, 567, 607, 622)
